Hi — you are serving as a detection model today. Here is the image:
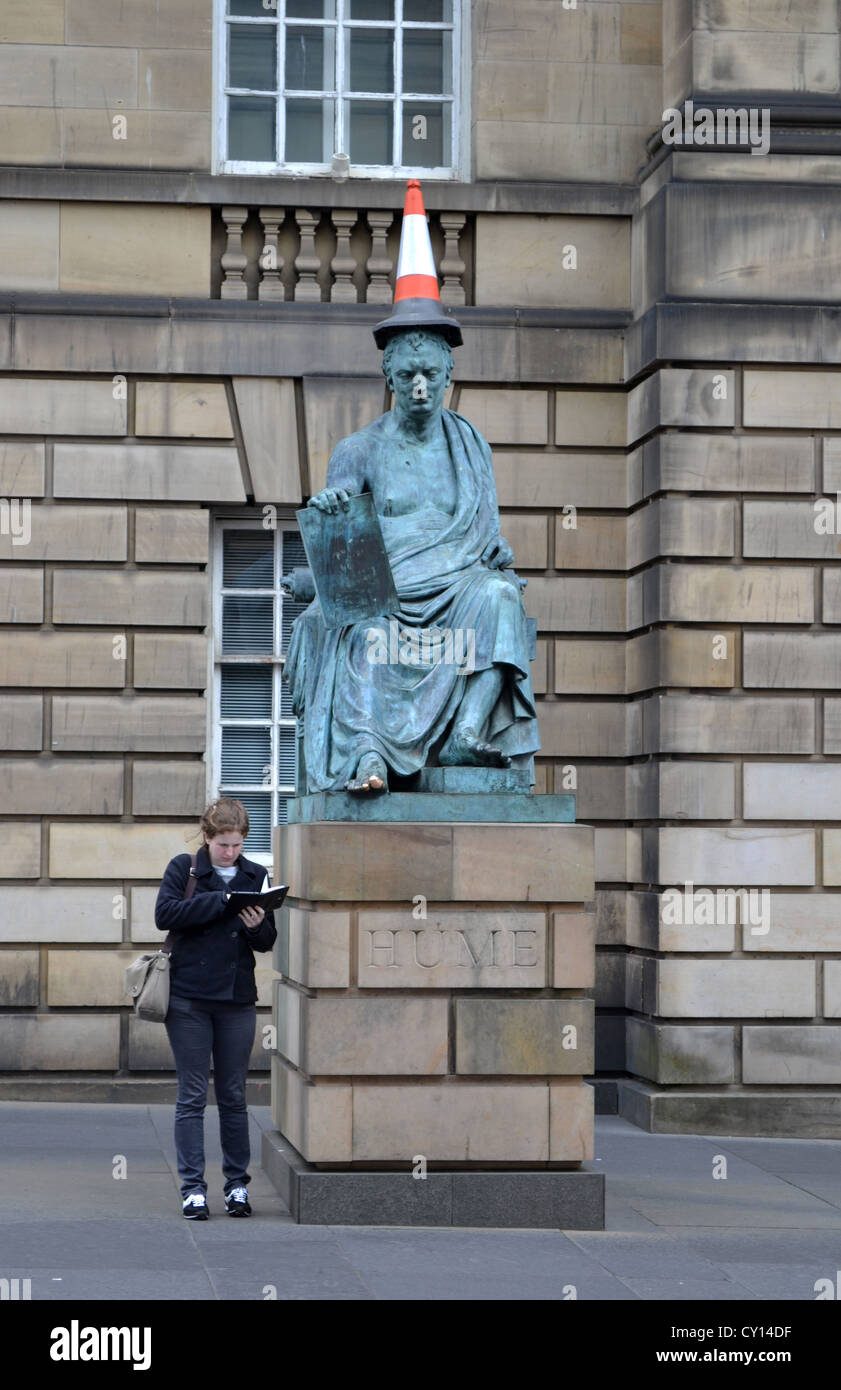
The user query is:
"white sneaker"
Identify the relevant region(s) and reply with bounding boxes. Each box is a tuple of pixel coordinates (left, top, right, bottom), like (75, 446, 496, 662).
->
(182, 1192, 209, 1220)
(225, 1185, 252, 1217)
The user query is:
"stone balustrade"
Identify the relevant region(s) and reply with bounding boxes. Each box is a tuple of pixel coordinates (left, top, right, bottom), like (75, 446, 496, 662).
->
(215, 205, 472, 305)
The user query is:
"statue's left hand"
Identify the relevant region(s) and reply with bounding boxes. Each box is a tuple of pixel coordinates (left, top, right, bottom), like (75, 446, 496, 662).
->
(480, 536, 514, 569)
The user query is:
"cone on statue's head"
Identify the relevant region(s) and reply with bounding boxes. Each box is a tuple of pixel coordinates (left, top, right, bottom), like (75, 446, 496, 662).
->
(373, 179, 463, 349)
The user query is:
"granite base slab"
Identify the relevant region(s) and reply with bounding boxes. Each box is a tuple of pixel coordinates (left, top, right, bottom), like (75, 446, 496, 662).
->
(286, 792, 575, 823)
(262, 1129, 605, 1228)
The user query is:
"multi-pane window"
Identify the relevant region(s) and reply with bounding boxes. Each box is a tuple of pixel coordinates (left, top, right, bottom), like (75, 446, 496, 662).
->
(217, 0, 462, 176)
(212, 520, 307, 861)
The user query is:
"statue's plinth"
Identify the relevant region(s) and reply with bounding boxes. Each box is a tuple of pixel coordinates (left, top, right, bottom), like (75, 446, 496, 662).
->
(263, 807, 604, 1228)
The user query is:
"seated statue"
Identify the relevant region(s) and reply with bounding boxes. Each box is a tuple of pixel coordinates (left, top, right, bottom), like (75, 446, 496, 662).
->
(283, 326, 540, 794)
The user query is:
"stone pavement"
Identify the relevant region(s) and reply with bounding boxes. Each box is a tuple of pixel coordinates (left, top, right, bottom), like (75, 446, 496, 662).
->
(4, 1103, 841, 1301)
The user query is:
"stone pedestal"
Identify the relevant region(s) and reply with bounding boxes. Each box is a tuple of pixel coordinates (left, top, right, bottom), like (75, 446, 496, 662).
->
(263, 808, 603, 1228)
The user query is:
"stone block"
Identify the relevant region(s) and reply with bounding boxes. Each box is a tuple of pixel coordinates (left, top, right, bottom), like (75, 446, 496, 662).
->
(821, 830, 841, 885)
(553, 911, 595, 989)
(51, 696, 206, 752)
(595, 890, 626, 947)
(744, 632, 841, 689)
(743, 894, 841, 953)
(131, 762, 206, 816)
(474, 214, 631, 309)
(455, 999, 593, 1075)
(626, 1020, 737, 1085)
(502, 513, 548, 569)
(825, 699, 841, 754)
(0, 696, 42, 750)
(0, 505, 126, 562)
(595, 952, 626, 1009)
(745, 370, 841, 427)
(53, 571, 207, 626)
(0, 201, 59, 291)
(0, 44, 137, 107)
(279, 822, 594, 904)
(629, 629, 738, 690)
(555, 390, 626, 448)
(0, 632, 124, 688)
(548, 1081, 594, 1162)
(745, 764, 841, 820)
(357, 908, 546, 989)
(303, 378, 386, 494)
(62, 109, 211, 171)
(277, 907, 350, 988)
(555, 638, 625, 694)
(627, 369, 735, 445)
(130, 1012, 270, 1070)
(0, 108, 61, 165)
(744, 501, 841, 559)
(645, 564, 814, 625)
(493, 452, 630, 509)
(477, 1, 619, 63)
(693, 1, 838, 32)
(823, 572, 841, 625)
(49, 822, 194, 879)
(61, 204, 210, 296)
(651, 827, 816, 887)
(130, 886, 162, 944)
(137, 48, 213, 111)
(233, 378, 302, 504)
(693, 30, 840, 95)
(133, 634, 209, 690)
(66, 0, 212, 48)
(0, 758, 123, 815)
(0, 442, 45, 496)
(0, 951, 39, 1006)
(538, 701, 639, 758)
(627, 498, 735, 565)
(0, 1015, 120, 1070)
(743, 1027, 841, 1084)
(134, 509, 209, 564)
(823, 438, 841, 493)
(640, 888, 736, 954)
(457, 388, 548, 445)
(627, 762, 735, 821)
(3, 825, 41, 878)
(135, 383, 231, 439)
(524, 576, 628, 631)
(278, 990, 450, 1075)
(0, 0, 65, 42)
(554, 515, 626, 571)
(351, 1080, 550, 1162)
(569, 765, 626, 821)
(656, 960, 815, 1019)
(0, 378, 125, 435)
(271, 1055, 352, 1163)
(476, 58, 659, 128)
(621, 2, 660, 63)
(474, 120, 648, 185)
(53, 444, 245, 501)
(531, 639, 548, 695)
(47, 948, 138, 1006)
(647, 433, 815, 494)
(0, 887, 122, 943)
(594, 827, 629, 882)
(644, 694, 814, 754)
(825, 962, 841, 1017)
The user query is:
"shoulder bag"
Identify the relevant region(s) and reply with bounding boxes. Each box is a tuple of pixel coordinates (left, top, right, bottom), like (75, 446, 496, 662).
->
(124, 854, 197, 1022)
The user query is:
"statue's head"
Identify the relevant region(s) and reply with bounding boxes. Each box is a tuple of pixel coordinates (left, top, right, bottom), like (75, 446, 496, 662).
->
(382, 329, 454, 421)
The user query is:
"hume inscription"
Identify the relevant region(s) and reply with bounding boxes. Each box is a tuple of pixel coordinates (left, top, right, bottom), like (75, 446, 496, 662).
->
(357, 910, 546, 988)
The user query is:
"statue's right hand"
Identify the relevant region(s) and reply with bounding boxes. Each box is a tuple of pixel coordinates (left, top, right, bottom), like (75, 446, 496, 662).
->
(308, 487, 352, 514)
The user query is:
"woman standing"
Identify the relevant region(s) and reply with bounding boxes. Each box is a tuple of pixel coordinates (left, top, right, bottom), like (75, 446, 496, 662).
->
(155, 798, 277, 1220)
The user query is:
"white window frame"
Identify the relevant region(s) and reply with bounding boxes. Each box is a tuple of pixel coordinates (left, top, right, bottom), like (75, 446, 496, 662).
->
(209, 511, 302, 868)
(212, 0, 470, 180)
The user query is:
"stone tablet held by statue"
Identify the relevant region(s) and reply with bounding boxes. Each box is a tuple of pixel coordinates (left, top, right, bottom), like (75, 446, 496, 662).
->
(297, 492, 398, 629)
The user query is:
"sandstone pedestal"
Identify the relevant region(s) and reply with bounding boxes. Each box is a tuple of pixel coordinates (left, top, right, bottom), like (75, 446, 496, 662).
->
(262, 811, 604, 1228)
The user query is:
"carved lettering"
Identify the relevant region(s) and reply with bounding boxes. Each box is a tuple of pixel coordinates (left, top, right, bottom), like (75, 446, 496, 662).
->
(411, 928, 443, 968)
(513, 930, 538, 966)
(367, 929, 397, 966)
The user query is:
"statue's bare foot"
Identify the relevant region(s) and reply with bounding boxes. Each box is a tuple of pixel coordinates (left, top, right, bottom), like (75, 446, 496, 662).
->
(439, 726, 512, 768)
(345, 751, 389, 794)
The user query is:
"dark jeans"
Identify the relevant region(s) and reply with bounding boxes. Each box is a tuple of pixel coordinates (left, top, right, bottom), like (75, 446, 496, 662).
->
(164, 994, 256, 1199)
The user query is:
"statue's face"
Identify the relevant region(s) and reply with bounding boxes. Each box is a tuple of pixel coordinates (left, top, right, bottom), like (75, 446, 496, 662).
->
(387, 334, 451, 423)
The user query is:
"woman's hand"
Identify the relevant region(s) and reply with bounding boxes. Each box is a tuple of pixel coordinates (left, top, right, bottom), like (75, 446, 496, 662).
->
(237, 905, 265, 932)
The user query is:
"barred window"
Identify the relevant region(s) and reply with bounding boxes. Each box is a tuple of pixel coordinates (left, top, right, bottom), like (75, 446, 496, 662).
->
(212, 518, 306, 862)
(216, 0, 464, 177)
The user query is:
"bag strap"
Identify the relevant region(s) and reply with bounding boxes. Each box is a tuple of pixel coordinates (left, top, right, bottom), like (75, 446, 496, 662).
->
(162, 853, 198, 955)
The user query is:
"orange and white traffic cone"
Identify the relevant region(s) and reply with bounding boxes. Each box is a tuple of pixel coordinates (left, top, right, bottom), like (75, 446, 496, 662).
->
(373, 179, 463, 349)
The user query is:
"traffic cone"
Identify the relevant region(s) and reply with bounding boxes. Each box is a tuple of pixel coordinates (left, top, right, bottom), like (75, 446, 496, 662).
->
(373, 179, 463, 349)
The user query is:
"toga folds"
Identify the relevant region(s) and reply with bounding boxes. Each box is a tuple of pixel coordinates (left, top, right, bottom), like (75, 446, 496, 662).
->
(283, 408, 540, 791)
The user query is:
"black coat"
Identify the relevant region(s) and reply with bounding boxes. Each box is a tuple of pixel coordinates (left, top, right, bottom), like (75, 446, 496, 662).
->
(154, 845, 277, 1003)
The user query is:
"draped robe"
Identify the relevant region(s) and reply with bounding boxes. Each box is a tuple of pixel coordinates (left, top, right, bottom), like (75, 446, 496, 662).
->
(284, 408, 540, 792)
